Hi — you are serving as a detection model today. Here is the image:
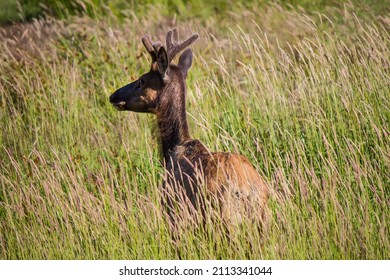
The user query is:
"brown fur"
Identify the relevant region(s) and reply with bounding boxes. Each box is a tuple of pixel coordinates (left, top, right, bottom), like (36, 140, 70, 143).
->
(164, 138, 269, 225)
(110, 29, 269, 226)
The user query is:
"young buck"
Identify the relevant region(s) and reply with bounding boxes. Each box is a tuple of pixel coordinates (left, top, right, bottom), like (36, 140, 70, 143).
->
(110, 28, 269, 226)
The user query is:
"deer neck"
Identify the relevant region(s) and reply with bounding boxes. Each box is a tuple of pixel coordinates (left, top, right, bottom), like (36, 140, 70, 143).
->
(156, 78, 191, 161)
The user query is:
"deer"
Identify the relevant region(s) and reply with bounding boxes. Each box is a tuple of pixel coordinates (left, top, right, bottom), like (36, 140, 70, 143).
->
(109, 28, 269, 229)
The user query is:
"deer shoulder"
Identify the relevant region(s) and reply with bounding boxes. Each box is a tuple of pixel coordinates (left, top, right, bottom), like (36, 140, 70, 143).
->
(170, 139, 268, 211)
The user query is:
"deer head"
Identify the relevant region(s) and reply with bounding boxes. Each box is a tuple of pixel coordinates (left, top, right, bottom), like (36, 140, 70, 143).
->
(109, 28, 199, 113)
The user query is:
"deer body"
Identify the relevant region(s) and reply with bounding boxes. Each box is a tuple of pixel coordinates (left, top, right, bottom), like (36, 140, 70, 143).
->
(110, 29, 268, 225)
(165, 139, 268, 223)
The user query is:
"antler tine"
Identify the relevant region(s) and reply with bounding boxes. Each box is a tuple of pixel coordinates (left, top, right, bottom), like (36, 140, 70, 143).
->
(166, 29, 174, 55)
(174, 33, 199, 55)
(142, 35, 156, 60)
(166, 28, 199, 62)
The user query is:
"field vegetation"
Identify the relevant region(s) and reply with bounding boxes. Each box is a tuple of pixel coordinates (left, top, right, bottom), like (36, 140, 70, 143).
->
(0, 0, 389, 259)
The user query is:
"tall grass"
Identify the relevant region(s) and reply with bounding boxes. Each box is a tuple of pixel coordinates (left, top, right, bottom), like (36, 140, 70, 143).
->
(0, 3, 389, 259)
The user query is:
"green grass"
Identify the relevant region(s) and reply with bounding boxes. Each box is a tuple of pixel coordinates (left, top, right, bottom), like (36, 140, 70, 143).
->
(0, 1, 389, 259)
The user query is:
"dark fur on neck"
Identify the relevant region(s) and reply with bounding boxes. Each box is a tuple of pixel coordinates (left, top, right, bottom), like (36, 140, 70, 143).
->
(156, 65, 191, 161)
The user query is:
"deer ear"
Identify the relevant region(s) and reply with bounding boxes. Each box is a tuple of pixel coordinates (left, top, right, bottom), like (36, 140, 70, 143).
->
(156, 47, 169, 81)
(178, 49, 193, 79)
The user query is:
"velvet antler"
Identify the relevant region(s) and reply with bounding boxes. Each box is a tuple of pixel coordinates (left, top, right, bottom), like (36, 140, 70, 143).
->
(142, 28, 199, 63)
(142, 34, 158, 61)
(166, 28, 198, 63)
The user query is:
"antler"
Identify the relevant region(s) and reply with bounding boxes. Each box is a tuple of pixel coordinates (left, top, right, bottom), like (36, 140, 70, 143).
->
(142, 28, 199, 63)
(142, 35, 160, 61)
(166, 28, 199, 63)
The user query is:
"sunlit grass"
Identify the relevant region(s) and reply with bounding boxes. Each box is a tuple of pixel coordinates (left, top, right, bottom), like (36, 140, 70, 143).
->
(0, 2, 389, 259)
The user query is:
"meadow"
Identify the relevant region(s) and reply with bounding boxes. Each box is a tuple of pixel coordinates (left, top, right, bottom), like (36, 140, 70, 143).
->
(0, 0, 389, 259)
